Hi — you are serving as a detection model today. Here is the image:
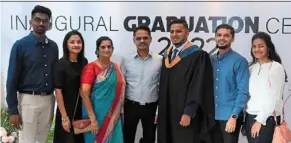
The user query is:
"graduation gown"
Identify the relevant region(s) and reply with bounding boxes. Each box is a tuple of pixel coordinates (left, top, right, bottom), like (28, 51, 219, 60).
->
(157, 42, 216, 143)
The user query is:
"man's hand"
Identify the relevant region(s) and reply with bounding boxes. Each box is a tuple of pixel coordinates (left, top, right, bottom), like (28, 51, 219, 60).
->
(180, 114, 191, 127)
(154, 114, 158, 124)
(9, 114, 22, 130)
(225, 116, 236, 133)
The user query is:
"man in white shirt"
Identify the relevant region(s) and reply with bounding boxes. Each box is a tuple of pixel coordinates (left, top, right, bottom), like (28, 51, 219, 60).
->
(120, 24, 162, 143)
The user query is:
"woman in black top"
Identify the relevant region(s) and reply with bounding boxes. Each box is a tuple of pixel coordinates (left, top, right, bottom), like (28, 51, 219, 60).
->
(53, 30, 88, 143)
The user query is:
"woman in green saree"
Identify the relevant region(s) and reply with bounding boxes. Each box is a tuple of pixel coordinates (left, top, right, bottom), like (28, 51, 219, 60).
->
(80, 36, 125, 143)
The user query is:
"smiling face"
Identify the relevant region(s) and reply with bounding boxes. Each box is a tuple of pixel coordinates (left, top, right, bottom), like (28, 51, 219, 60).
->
(215, 28, 234, 49)
(170, 23, 189, 46)
(98, 40, 113, 59)
(67, 34, 83, 55)
(252, 38, 269, 60)
(133, 29, 152, 51)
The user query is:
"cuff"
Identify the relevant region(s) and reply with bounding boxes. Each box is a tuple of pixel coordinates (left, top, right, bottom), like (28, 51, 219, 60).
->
(232, 107, 242, 117)
(184, 103, 199, 118)
(8, 106, 19, 115)
(255, 115, 267, 126)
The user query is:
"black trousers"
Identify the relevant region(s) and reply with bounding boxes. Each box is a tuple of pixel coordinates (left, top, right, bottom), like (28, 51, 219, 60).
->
(214, 113, 243, 143)
(123, 99, 157, 143)
(245, 113, 280, 143)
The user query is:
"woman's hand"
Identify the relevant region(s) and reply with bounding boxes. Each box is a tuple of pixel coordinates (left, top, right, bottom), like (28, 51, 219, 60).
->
(62, 117, 71, 132)
(251, 121, 262, 138)
(90, 120, 99, 134)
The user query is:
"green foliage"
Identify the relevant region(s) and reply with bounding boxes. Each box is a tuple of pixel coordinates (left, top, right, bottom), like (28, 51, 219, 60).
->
(0, 107, 18, 133)
(47, 117, 55, 143)
(1, 107, 55, 142)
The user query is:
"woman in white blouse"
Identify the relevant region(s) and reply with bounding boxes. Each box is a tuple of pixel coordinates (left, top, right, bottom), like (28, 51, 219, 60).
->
(245, 32, 286, 143)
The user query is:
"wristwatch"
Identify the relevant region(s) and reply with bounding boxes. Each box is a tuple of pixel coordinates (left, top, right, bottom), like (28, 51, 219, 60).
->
(231, 115, 237, 119)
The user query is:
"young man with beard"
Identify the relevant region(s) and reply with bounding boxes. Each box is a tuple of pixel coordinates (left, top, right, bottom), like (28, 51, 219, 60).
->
(121, 25, 162, 143)
(211, 24, 250, 143)
(157, 19, 217, 143)
(6, 5, 59, 143)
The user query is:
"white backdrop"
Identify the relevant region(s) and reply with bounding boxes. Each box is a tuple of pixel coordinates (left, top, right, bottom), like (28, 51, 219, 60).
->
(1, 1, 291, 142)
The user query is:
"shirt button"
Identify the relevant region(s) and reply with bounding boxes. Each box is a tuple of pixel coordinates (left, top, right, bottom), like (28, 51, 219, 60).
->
(44, 55, 46, 57)
(45, 64, 47, 67)
(45, 83, 48, 86)
(216, 96, 218, 98)
(216, 78, 218, 80)
(45, 74, 48, 76)
(42, 46, 44, 48)
(217, 69, 219, 72)
(216, 87, 218, 89)
(216, 104, 218, 107)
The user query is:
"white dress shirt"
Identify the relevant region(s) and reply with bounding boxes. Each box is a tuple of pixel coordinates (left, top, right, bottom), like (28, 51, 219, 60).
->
(246, 61, 285, 125)
(120, 52, 162, 103)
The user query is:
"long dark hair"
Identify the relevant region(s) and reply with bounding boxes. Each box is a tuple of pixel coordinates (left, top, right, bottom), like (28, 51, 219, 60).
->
(250, 32, 282, 66)
(62, 30, 85, 64)
(250, 32, 288, 81)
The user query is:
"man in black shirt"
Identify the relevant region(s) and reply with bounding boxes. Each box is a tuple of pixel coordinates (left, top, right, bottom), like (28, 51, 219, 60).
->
(6, 5, 58, 142)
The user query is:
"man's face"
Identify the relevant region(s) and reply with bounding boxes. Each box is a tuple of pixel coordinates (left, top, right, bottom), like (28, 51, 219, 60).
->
(30, 13, 50, 35)
(133, 29, 152, 51)
(170, 23, 189, 46)
(215, 28, 234, 49)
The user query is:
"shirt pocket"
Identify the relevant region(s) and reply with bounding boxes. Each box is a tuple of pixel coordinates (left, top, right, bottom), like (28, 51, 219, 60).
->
(126, 64, 142, 82)
(24, 49, 44, 67)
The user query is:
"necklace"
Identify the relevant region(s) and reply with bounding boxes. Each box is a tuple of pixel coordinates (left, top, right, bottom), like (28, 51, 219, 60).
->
(98, 59, 111, 69)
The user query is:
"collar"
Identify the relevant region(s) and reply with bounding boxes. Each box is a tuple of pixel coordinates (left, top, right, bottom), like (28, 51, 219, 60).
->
(216, 48, 233, 60)
(28, 31, 49, 45)
(134, 51, 153, 60)
(172, 41, 188, 52)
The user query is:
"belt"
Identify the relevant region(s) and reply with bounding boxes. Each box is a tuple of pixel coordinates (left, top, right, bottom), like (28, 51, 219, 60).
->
(19, 90, 53, 96)
(125, 98, 157, 106)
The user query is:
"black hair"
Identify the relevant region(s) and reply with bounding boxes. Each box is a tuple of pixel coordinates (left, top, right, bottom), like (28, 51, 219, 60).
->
(133, 24, 151, 37)
(31, 5, 52, 19)
(250, 32, 281, 65)
(95, 36, 114, 58)
(250, 32, 287, 81)
(215, 24, 235, 38)
(169, 19, 188, 30)
(62, 30, 85, 64)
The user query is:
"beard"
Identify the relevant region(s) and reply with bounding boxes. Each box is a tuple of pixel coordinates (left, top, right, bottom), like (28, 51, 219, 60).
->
(216, 44, 229, 49)
(33, 27, 46, 35)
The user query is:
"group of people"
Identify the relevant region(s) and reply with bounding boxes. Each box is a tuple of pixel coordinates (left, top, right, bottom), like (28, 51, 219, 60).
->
(6, 5, 287, 143)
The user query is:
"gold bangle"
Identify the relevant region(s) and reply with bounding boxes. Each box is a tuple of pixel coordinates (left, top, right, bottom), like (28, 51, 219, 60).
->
(61, 117, 69, 122)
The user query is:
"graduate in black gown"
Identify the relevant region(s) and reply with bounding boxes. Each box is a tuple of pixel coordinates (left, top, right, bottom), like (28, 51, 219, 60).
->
(53, 30, 88, 143)
(157, 19, 217, 143)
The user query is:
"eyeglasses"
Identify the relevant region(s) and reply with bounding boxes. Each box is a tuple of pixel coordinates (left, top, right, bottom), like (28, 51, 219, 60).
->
(33, 17, 50, 24)
(135, 36, 150, 41)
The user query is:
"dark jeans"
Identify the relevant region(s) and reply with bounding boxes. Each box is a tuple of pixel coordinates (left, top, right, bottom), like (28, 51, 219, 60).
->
(123, 99, 157, 143)
(245, 113, 280, 143)
(214, 113, 243, 143)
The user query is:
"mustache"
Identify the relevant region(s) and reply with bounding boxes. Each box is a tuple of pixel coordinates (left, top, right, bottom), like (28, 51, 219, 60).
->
(216, 44, 228, 49)
(37, 26, 45, 29)
(218, 40, 227, 43)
